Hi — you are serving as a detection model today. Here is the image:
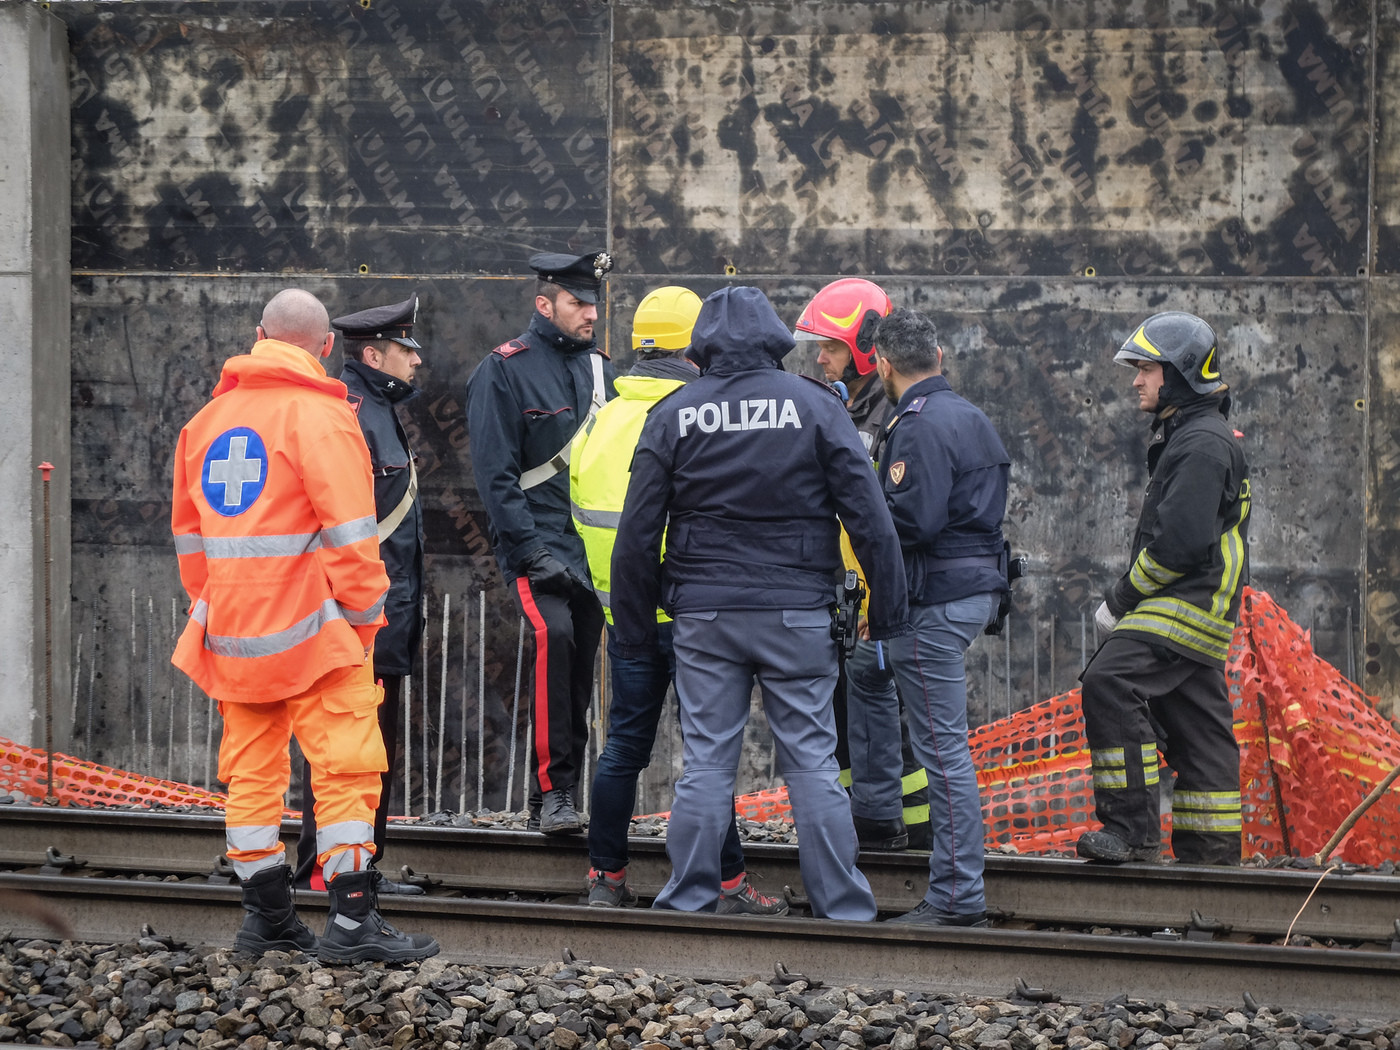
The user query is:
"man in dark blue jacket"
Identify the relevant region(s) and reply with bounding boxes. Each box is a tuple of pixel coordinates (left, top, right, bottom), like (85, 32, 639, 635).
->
(872, 308, 1009, 927)
(466, 251, 616, 834)
(294, 294, 426, 896)
(611, 286, 910, 920)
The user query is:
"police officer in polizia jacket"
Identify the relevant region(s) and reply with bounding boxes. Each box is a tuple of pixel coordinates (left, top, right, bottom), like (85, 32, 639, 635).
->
(1078, 312, 1250, 867)
(871, 308, 1010, 928)
(794, 278, 933, 854)
(611, 285, 910, 920)
(571, 286, 785, 915)
(465, 250, 617, 834)
(294, 294, 427, 897)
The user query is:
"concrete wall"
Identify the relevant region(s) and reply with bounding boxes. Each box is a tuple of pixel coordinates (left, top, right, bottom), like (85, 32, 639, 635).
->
(0, 2, 72, 749)
(21, 0, 1398, 807)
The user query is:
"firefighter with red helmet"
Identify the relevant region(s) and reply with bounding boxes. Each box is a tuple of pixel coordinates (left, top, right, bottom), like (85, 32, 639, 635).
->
(793, 279, 932, 853)
(1078, 311, 1250, 866)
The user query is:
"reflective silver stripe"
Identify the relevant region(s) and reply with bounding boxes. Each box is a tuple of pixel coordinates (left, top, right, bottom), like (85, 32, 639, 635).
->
(200, 594, 385, 659)
(194, 517, 377, 561)
(191, 599, 209, 626)
(571, 501, 622, 530)
(173, 533, 204, 556)
(202, 532, 321, 559)
(323, 515, 378, 548)
(319, 820, 375, 881)
(343, 591, 387, 626)
(227, 825, 280, 853)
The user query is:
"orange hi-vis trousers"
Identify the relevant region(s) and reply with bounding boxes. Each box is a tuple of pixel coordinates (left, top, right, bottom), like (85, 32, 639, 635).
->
(219, 658, 386, 881)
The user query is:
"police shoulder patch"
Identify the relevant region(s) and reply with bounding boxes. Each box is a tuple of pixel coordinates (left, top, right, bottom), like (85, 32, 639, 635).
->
(594, 345, 611, 361)
(799, 374, 843, 398)
(889, 460, 907, 486)
(902, 396, 928, 415)
(346, 393, 364, 416)
(492, 338, 530, 358)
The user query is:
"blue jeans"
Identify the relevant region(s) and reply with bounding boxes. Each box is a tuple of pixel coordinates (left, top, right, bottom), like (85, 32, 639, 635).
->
(888, 593, 996, 916)
(588, 622, 744, 879)
(657, 608, 876, 920)
(844, 638, 904, 821)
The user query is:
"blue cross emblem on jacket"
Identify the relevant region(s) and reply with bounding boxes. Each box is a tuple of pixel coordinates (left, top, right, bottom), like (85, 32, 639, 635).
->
(202, 427, 269, 516)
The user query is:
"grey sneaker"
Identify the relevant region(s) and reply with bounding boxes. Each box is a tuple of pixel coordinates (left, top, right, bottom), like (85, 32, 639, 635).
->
(587, 868, 637, 908)
(716, 874, 789, 916)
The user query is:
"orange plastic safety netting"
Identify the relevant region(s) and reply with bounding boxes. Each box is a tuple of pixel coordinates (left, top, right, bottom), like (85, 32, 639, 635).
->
(733, 587, 1400, 863)
(0, 739, 227, 810)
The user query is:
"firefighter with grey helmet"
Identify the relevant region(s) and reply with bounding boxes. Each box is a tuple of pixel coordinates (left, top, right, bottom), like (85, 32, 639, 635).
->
(1077, 310, 1251, 867)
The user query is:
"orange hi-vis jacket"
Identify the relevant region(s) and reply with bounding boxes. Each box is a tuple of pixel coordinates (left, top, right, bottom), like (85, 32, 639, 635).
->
(171, 339, 389, 704)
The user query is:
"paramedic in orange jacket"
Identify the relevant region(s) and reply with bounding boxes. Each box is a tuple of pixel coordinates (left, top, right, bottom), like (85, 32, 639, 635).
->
(171, 288, 437, 964)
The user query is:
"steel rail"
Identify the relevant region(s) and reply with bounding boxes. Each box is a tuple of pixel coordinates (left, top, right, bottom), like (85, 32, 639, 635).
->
(2, 807, 1398, 942)
(2, 871, 1399, 1021)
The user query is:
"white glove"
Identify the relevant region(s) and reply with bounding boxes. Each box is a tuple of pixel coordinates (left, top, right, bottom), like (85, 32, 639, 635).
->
(1094, 601, 1119, 635)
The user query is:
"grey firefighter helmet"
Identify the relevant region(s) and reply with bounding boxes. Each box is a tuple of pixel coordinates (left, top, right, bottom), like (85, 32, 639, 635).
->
(1114, 311, 1225, 396)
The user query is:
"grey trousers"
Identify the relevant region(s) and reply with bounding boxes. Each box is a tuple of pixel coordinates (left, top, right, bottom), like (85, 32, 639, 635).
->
(655, 606, 877, 920)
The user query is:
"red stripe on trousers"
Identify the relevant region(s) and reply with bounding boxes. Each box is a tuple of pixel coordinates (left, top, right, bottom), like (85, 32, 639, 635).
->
(514, 577, 555, 792)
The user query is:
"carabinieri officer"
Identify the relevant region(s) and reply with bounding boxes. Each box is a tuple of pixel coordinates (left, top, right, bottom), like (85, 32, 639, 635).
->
(465, 250, 617, 834)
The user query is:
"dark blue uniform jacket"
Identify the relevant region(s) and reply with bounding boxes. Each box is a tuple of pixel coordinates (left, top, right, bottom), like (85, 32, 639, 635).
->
(465, 311, 616, 583)
(881, 374, 1010, 605)
(341, 359, 423, 675)
(611, 286, 910, 658)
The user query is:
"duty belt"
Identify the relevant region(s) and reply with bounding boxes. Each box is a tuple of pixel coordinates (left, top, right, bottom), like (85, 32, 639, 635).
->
(923, 553, 1003, 571)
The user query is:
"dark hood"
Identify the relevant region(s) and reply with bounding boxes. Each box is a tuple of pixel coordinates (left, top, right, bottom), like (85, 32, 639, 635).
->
(686, 286, 796, 374)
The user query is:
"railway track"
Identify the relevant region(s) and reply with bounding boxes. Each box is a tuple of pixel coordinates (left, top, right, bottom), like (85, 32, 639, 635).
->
(2, 807, 1399, 1019)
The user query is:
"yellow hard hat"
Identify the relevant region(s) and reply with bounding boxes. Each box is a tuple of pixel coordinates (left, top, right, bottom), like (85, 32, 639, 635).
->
(632, 286, 703, 351)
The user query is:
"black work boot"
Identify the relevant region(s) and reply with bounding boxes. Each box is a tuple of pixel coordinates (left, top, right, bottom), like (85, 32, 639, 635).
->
(317, 870, 440, 964)
(233, 865, 318, 955)
(540, 787, 582, 835)
(1076, 830, 1160, 864)
(853, 815, 910, 851)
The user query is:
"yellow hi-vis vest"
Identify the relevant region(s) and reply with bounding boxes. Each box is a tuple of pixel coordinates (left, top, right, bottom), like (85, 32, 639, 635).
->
(570, 372, 688, 624)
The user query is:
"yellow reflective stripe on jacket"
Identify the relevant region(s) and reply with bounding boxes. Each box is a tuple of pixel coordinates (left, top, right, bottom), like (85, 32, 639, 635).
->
(1127, 549, 1184, 596)
(1118, 596, 1234, 662)
(1141, 743, 1160, 787)
(1210, 481, 1251, 618)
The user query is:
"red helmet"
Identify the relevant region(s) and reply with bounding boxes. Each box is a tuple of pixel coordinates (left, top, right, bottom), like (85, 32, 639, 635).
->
(793, 278, 892, 376)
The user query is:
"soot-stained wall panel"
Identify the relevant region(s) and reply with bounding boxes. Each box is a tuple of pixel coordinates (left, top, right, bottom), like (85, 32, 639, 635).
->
(1373, 12, 1400, 273)
(611, 0, 1369, 279)
(65, 0, 609, 275)
(1366, 280, 1400, 708)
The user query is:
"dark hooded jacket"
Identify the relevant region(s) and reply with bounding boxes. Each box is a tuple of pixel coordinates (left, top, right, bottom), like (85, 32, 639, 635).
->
(609, 286, 910, 657)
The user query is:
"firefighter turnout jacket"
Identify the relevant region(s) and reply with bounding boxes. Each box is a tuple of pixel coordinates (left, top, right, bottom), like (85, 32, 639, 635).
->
(171, 339, 389, 703)
(1103, 397, 1250, 666)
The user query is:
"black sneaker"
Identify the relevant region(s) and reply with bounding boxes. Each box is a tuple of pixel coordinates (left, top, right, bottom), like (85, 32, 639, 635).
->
(1076, 830, 1160, 864)
(884, 900, 988, 927)
(586, 868, 637, 908)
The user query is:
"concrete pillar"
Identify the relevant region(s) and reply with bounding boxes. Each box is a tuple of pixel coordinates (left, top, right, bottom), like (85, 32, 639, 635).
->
(0, 2, 71, 750)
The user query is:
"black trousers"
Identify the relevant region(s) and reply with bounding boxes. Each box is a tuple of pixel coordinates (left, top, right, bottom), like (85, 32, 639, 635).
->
(294, 674, 402, 887)
(512, 575, 605, 804)
(1080, 635, 1241, 864)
